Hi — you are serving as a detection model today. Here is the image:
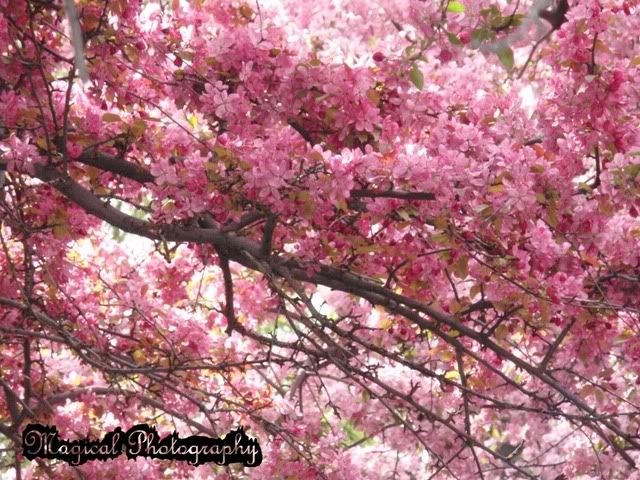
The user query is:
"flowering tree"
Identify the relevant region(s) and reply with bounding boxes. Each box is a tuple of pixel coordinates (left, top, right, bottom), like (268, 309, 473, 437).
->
(1, 0, 640, 478)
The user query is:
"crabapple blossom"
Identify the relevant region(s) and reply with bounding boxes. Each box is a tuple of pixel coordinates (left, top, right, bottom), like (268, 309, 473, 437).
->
(1, 0, 640, 479)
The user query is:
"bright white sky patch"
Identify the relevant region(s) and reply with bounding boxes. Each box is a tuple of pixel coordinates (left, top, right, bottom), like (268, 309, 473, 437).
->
(519, 84, 537, 116)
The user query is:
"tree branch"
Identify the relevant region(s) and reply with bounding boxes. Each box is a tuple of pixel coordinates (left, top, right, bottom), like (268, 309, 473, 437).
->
(260, 214, 276, 257)
(539, 317, 576, 371)
(76, 150, 155, 183)
(350, 189, 435, 201)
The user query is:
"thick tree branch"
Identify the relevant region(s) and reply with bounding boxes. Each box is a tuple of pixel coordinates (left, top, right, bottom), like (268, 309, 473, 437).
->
(540, 317, 576, 371)
(260, 214, 276, 256)
(218, 255, 236, 335)
(76, 150, 155, 183)
(350, 189, 435, 201)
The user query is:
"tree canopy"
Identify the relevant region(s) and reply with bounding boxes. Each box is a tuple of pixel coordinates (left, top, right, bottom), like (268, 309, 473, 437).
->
(1, 0, 640, 478)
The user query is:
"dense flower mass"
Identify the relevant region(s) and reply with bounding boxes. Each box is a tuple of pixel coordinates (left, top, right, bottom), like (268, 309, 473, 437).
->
(1, 0, 640, 478)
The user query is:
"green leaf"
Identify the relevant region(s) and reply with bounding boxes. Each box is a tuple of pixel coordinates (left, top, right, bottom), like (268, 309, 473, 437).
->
(404, 44, 415, 58)
(52, 224, 70, 239)
(340, 420, 375, 447)
(495, 323, 509, 343)
(451, 256, 468, 279)
(624, 164, 640, 177)
(398, 209, 412, 222)
(496, 45, 514, 71)
(409, 63, 424, 90)
(130, 118, 146, 138)
(480, 5, 500, 19)
(509, 14, 526, 28)
(471, 27, 495, 49)
(447, 1, 465, 13)
(102, 113, 121, 122)
(111, 226, 126, 242)
(444, 370, 460, 380)
(355, 244, 382, 254)
(447, 32, 462, 45)
(431, 233, 449, 244)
